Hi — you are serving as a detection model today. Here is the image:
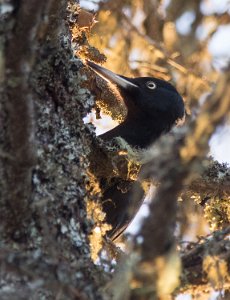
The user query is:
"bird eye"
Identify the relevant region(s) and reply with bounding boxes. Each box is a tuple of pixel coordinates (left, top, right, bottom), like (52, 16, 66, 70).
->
(146, 81, 157, 89)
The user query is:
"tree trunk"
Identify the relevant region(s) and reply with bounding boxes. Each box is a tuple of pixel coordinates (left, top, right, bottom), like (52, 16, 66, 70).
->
(0, 1, 105, 299)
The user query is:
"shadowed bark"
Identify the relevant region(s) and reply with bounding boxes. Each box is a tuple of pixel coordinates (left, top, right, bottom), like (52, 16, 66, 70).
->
(0, 0, 230, 299)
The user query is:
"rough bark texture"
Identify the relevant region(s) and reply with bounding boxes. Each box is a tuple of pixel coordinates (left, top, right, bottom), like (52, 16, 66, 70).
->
(1, 0, 45, 238)
(0, 1, 230, 300)
(0, 1, 106, 299)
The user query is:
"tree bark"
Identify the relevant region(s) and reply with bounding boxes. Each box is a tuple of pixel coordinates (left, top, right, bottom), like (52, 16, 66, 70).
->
(0, 1, 106, 299)
(0, 1, 230, 299)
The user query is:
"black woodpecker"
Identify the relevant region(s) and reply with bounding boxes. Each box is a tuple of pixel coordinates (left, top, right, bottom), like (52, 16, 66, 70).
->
(87, 60, 185, 240)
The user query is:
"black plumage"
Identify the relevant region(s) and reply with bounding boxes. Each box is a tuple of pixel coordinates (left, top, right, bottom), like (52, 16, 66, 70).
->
(87, 60, 185, 240)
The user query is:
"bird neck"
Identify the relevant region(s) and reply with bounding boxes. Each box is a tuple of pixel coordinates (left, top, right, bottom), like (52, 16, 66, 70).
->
(100, 115, 172, 149)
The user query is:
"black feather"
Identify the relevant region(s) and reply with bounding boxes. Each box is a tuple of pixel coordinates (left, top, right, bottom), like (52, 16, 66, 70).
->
(87, 60, 185, 240)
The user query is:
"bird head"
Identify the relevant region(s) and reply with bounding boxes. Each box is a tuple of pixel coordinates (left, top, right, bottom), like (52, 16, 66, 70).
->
(86, 60, 184, 126)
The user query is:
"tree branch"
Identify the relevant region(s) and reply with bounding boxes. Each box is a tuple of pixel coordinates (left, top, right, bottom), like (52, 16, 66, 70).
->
(127, 67, 230, 298)
(180, 226, 230, 291)
(187, 160, 230, 199)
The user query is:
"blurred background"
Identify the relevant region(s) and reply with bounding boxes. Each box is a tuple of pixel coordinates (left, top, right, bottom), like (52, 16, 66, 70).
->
(81, 0, 230, 163)
(79, 1, 230, 298)
(81, 0, 230, 225)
